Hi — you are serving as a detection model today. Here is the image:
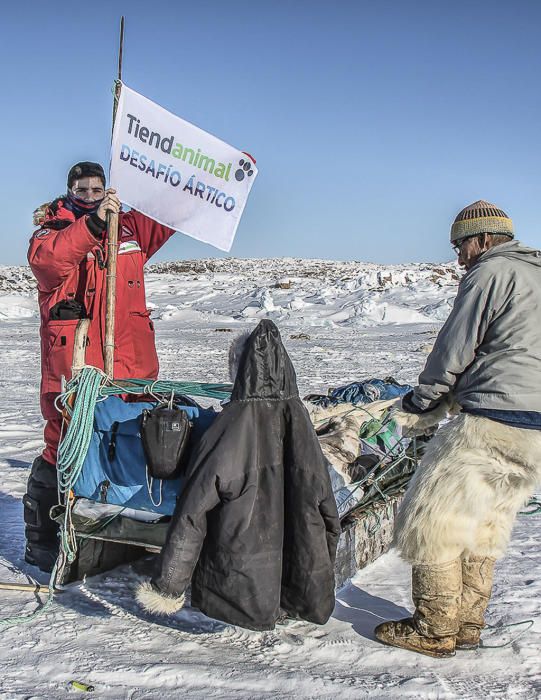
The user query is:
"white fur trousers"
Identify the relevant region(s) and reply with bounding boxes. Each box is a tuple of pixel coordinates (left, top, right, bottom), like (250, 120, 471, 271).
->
(395, 413, 541, 564)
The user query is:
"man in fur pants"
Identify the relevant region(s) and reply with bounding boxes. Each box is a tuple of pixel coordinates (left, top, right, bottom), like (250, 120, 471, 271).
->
(375, 200, 541, 657)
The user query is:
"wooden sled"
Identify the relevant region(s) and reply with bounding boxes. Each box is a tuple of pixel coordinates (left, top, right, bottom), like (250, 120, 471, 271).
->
(53, 321, 417, 587)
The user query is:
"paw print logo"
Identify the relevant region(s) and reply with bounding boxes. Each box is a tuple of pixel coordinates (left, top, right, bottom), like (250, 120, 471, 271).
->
(235, 159, 254, 182)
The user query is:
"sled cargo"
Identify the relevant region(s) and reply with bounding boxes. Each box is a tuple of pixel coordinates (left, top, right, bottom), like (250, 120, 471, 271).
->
(53, 368, 417, 588)
(55, 487, 409, 589)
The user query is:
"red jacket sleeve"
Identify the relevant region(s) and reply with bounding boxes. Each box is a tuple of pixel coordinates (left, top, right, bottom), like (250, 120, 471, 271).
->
(122, 210, 176, 261)
(27, 218, 98, 293)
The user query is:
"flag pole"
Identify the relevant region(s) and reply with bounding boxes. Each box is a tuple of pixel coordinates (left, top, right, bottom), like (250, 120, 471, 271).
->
(104, 16, 124, 377)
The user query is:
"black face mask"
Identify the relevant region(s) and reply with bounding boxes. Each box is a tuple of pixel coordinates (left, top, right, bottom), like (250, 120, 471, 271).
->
(65, 191, 104, 219)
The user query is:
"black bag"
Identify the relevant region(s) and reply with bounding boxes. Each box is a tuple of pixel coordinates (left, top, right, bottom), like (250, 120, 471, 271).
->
(141, 404, 192, 480)
(49, 299, 87, 320)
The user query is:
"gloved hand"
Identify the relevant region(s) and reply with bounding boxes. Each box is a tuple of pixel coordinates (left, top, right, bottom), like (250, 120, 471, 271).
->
(401, 390, 431, 414)
(392, 390, 449, 437)
(96, 188, 121, 222)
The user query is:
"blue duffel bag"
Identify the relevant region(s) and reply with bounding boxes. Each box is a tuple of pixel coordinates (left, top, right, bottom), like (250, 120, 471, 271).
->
(73, 395, 217, 516)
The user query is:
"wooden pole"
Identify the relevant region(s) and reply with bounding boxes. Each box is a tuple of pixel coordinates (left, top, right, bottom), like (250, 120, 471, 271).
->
(104, 16, 124, 377)
(72, 319, 91, 376)
(0, 581, 60, 594)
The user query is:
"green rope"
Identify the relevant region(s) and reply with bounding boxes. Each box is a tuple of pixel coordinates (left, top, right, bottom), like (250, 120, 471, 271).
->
(363, 507, 382, 536)
(338, 434, 412, 518)
(312, 400, 415, 520)
(520, 498, 541, 516)
(100, 378, 232, 401)
(57, 367, 104, 496)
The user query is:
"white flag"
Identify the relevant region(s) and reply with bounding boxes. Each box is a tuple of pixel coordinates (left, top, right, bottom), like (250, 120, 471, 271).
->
(110, 84, 258, 252)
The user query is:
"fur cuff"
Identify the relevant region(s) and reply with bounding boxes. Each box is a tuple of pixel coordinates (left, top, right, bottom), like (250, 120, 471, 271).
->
(135, 581, 185, 616)
(393, 401, 450, 436)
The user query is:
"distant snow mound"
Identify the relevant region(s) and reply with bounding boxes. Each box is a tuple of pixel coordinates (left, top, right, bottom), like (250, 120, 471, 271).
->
(145, 258, 460, 328)
(0, 294, 36, 320)
(0, 266, 36, 295)
(0, 267, 38, 320)
(147, 257, 460, 286)
(0, 258, 460, 328)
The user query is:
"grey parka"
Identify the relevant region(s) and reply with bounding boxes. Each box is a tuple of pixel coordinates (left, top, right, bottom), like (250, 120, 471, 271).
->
(413, 241, 541, 412)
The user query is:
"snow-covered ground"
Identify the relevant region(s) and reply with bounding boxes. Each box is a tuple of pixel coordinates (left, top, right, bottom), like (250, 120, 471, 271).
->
(0, 259, 539, 699)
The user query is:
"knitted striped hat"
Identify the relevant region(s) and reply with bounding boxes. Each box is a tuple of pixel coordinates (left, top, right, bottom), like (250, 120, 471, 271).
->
(450, 200, 514, 243)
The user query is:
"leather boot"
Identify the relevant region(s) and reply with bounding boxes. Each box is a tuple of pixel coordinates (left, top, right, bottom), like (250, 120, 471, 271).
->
(456, 555, 495, 649)
(375, 558, 461, 658)
(23, 456, 59, 573)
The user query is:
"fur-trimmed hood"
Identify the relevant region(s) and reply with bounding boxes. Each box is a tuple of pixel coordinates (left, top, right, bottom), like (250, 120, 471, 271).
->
(33, 197, 75, 230)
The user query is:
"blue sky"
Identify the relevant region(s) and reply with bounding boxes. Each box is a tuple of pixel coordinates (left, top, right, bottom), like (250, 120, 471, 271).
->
(2, 0, 540, 265)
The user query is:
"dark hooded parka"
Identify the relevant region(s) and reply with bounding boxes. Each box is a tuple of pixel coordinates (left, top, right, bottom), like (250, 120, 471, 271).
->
(151, 319, 340, 630)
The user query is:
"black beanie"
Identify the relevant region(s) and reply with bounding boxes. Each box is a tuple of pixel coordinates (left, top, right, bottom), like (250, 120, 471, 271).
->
(67, 161, 106, 190)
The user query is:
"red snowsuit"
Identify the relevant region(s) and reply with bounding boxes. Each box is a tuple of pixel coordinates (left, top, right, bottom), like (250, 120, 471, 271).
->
(28, 201, 175, 463)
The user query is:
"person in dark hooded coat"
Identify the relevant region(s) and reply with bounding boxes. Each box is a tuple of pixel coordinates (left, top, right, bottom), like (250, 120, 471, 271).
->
(136, 319, 340, 631)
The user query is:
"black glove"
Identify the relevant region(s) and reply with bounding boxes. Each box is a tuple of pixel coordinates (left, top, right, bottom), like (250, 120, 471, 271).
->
(86, 212, 107, 239)
(401, 390, 441, 415)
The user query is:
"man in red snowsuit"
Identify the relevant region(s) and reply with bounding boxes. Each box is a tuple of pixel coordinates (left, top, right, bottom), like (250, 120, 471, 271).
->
(24, 161, 175, 571)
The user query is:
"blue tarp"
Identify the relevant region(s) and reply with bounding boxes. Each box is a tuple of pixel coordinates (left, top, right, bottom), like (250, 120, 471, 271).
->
(73, 396, 217, 515)
(306, 378, 412, 408)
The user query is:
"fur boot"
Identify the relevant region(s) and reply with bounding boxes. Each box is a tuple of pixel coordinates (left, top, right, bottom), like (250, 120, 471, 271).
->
(456, 555, 495, 649)
(412, 558, 462, 638)
(375, 558, 461, 658)
(135, 581, 185, 616)
(374, 618, 456, 658)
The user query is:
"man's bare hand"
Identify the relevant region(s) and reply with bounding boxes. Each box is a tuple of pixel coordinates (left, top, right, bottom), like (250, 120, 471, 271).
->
(96, 189, 121, 221)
